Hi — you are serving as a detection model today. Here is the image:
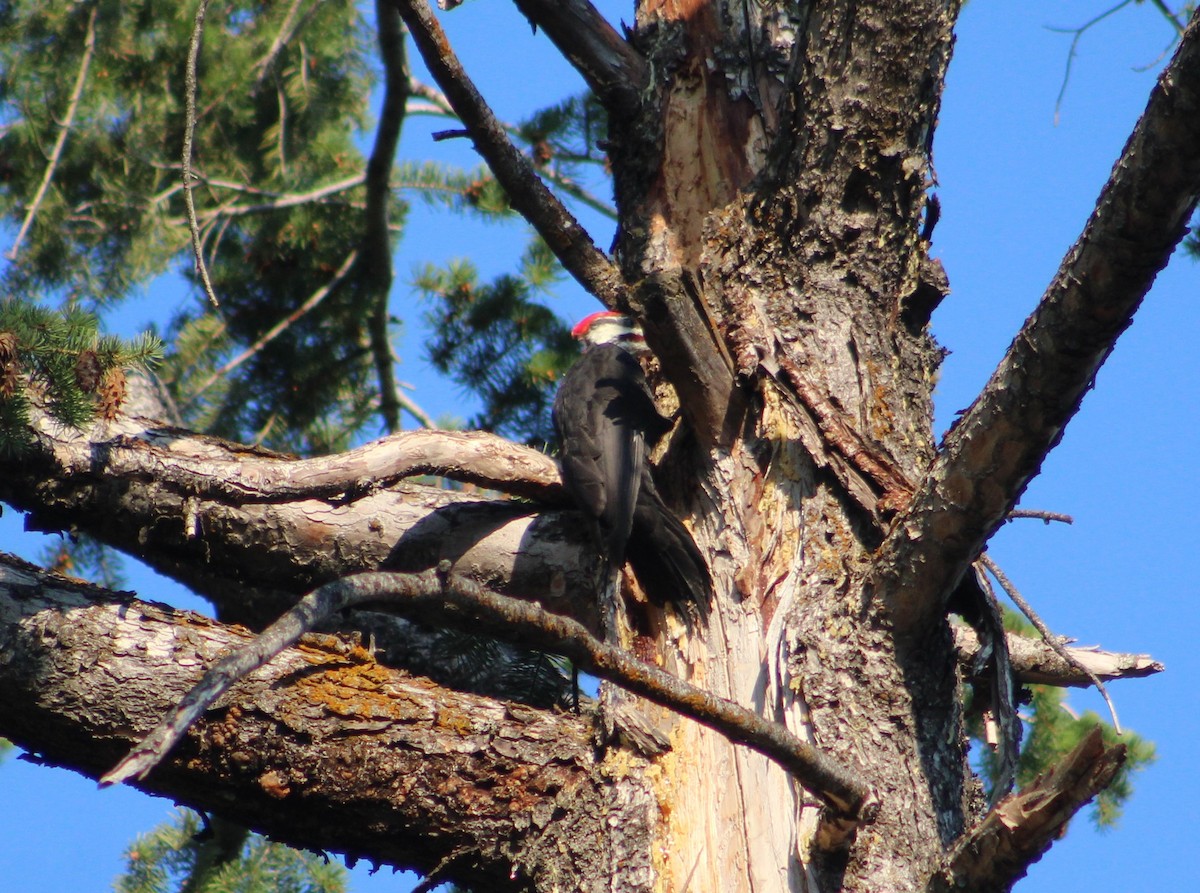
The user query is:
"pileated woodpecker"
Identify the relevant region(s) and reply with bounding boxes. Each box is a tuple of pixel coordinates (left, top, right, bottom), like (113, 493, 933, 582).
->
(553, 312, 712, 630)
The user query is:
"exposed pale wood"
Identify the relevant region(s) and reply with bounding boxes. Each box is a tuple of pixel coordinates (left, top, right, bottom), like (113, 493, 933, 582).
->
(954, 625, 1164, 688)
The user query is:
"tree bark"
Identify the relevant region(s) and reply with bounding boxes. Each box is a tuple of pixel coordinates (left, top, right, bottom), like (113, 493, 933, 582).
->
(0, 554, 655, 892)
(1, 1, 1192, 891)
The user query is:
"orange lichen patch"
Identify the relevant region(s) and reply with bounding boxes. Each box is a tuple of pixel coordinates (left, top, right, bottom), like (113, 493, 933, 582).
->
(294, 634, 376, 665)
(291, 660, 431, 723)
(434, 704, 480, 735)
(871, 383, 898, 442)
(258, 768, 291, 799)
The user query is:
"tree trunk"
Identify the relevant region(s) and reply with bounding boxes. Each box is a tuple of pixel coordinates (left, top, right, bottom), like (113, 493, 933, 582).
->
(3, 1, 1197, 891)
(595, 2, 960, 888)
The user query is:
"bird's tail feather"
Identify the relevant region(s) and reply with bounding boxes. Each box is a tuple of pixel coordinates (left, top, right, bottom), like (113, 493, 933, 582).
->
(627, 485, 712, 626)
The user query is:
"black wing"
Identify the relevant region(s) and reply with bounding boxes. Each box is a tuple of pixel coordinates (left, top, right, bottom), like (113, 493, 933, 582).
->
(554, 345, 662, 565)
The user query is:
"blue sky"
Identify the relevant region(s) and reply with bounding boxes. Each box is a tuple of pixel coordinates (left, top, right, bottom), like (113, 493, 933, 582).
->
(2, 2, 1196, 890)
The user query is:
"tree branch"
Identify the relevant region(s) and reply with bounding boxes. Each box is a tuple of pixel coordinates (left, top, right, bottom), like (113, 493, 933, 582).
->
(953, 625, 1163, 688)
(364, 0, 411, 433)
(0, 555, 621, 890)
(101, 566, 873, 821)
(509, 0, 649, 114)
(0, 406, 589, 628)
(5, 4, 97, 261)
(183, 0, 221, 309)
(980, 554, 1122, 733)
(928, 726, 1127, 893)
(873, 17, 1200, 637)
(392, 0, 628, 309)
(166, 173, 366, 224)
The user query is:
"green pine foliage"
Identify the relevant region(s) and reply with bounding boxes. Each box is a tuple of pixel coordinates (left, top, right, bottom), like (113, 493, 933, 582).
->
(0, 299, 161, 455)
(1, 0, 380, 454)
(1, 4, 612, 456)
(41, 530, 129, 589)
(418, 243, 577, 448)
(968, 612, 1156, 828)
(115, 811, 346, 893)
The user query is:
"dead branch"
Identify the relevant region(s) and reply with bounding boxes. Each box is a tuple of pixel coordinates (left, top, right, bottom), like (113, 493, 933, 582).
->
(873, 17, 1200, 638)
(981, 554, 1122, 733)
(0, 406, 590, 627)
(1049, 0, 1139, 123)
(953, 625, 1163, 688)
(55, 413, 564, 504)
(365, 0, 411, 433)
(5, 5, 97, 261)
(509, 0, 649, 114)
(183, 0, 220, 309)
(102, 565, 874, 822)
(1005, 509, 1073, 525)
(928, 726, 1127, 893)
(393, 0, 628, 309)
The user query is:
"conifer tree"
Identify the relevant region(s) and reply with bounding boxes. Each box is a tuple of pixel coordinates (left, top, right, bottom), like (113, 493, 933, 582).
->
(1, 2, 1195, 891)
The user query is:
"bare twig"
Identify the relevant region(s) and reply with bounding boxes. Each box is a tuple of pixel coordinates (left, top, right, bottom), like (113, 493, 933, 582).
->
(1148, 0, 1189, 35)
(394, 383, 436, 428)
(1048, 0, 1137, 124)
(6, 5, 97, 261)
(407, 79, 618, 219)
(186, 250, 359, 403)
(979, 554, 1122, 734)
(408, 78, 455, 114)
(166, 174, 367, 225)
(394, 0, 628, 309)
(1006, 509, 1074, 525)
(183, 0, 221, 309)
(101, 566, 873, 820)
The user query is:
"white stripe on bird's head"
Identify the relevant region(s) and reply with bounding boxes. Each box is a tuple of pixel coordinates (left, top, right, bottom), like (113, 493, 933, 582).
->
(572, 311, 644, 348)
